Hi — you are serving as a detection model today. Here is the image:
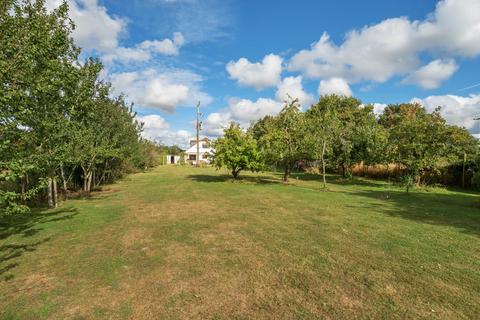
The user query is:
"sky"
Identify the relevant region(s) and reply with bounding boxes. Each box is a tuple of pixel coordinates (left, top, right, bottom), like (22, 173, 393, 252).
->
(45, 0, 480, 146)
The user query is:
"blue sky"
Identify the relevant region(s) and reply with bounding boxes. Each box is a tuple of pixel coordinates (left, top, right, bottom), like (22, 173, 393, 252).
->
(46, 0, 480, 146)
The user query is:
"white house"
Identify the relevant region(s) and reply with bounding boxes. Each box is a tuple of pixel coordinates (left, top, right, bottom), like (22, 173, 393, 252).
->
(185, 137, 214, 165)
(165, 154, 181, 164)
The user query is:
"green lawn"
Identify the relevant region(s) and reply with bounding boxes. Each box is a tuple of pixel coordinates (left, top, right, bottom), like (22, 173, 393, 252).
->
(1, 166, 479, 319)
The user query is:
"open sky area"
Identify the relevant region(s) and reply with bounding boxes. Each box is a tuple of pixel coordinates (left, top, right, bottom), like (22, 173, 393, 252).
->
(46, 0, 480, 146)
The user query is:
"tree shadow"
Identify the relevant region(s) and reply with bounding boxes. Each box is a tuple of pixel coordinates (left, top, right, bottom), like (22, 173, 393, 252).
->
(0, 207, 79, 279)
(185, 174, 280, 185)
(349, 189, 480, 236)
(283, 172, 387, 188)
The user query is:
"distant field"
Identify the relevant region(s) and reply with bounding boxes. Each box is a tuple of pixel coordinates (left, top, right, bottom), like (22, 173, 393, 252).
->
(1, 166, 479, 319)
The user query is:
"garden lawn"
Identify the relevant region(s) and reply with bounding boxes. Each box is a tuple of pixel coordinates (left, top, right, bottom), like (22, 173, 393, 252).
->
(1, 166, 479, 319)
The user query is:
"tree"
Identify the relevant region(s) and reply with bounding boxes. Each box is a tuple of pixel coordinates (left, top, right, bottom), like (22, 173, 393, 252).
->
(257, 99, 309, 182)
(306, 96, 340, 188)
(379, 104, 455, 186)
(0, 0, 147, 215)
(212, 123, 262, 179)
(1, 0, 80, 209)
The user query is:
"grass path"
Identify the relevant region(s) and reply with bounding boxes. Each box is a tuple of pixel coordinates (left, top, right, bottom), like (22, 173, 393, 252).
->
(1, 166, 479, 319)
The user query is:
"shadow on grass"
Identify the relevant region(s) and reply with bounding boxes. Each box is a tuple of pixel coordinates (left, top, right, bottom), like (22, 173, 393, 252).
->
(190, 171, 479, 236)
(0, 207, 79, 278)
(285, 172, 387, 188)
(349, 189, 480, 236)
(186, 174, 280, 185)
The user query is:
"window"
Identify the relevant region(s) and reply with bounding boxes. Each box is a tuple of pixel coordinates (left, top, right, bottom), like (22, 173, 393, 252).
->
(189, 154, 196, 160)
(202, 143, 209, 148)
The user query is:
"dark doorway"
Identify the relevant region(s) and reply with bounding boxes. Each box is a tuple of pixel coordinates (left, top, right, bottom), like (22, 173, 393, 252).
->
(170, 156, 175, 164)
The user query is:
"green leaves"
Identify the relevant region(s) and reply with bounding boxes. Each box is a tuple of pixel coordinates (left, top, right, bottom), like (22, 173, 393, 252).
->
(212, 123, 263, 178)
(0, 1, 145, 214)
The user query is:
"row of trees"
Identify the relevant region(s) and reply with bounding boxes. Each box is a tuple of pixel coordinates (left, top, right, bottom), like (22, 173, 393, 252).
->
(1, 0, 158, 216)
(213, 95, 479, 190)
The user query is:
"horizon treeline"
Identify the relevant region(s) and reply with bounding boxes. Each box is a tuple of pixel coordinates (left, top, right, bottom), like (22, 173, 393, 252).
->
(0, 0, 164, 215)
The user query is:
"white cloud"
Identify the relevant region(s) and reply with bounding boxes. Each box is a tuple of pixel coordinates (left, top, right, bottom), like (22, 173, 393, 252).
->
(203, 112, 233, 136)
(371, 103, 388, 116)
(226, 54, 283, 89)
(137, 114, 192, 146)
(103, 32, 185, 64)
(228, 98, 284, 123)
(411, 94, 480, 135)
(276, 76, 315, 108)
(102, 47, 152, 64)
(318, 78, 352, 97)
(288, 0, 480, 87)
(203, 98, 283, 136)
(402, 59, 458, 89)
(46, 0, 126, 52)
(47, 1, 185, 63)
(416, 0, 480, 58)
(110, 69, 212, 113)
(139, 32, 185, 55)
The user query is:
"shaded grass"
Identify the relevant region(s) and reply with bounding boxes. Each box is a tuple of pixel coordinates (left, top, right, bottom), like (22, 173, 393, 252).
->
(0, 166, 479, 319)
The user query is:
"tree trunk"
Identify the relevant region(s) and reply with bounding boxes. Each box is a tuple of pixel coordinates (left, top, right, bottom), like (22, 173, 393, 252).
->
(231, 169, 240, 179)
(87, 171, 93, 193)
(53, 178, 58, 208)
(60, 164, 67, 199)
(415, 174, 421, 187)
(341, 163, 346, 178)
(321, 141, 327, 188)
(462, 152, 466, 188)
(81, 166, 92, 193)
(283, 167, 290, 182)
(47, 177, 54, 209)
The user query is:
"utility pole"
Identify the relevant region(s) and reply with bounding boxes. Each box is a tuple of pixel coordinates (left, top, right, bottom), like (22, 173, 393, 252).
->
(196, 101, 201, 167)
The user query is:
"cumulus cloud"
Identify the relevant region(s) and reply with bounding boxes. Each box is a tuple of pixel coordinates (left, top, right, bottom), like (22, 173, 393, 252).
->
(46, 0, 126, 52)
(411, 94, 480, 135)
(203, 98, 283, 136)
(402, 59, 458, 89)
(137, 114, 192, 146)
(47, 1, 185, 63)
(276, 76, 315, 108)
(110, 69, 212, 113)
(226, 54, 283, 89)
(318, 78, 352, 97)
(139, 32, 185, 55)
(288, 0, 480, 87)
(103, 32, 185, 64)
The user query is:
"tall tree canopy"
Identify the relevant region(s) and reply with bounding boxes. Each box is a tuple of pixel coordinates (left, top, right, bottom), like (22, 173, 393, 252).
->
(256, 99, 309, 182)
(0, 0, 153, 215)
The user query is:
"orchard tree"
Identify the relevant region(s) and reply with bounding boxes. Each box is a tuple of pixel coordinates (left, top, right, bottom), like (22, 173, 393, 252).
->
(306, 96, 340, 188)
(1, 0, 79, 209)
(1, 0, 146, 215)
(212, 123, 262, 179)
(326, 96, 381, 178)
(257, 99, 309, 182)
(380, 104, 453, 185)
